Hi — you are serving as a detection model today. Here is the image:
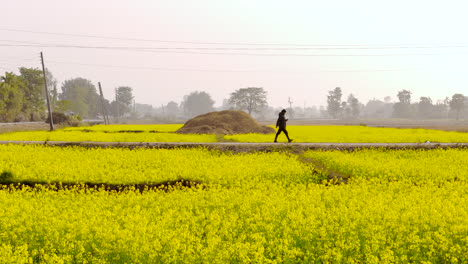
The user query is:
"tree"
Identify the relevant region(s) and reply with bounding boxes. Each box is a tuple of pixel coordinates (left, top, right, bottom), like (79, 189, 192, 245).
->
(418, 97, 433, 118)
(228, 87, 268, 115)
(45, 68, 58, 110)
(181, 91, 214, 118)
(0, 73, 25, 122)
(397, 90, 411, 104)
(450, 93, 465, 120)
(113, 86, 134, 117)
(60, 78, 99, 118)
(19, 67, 46, 121)
(393, 90, 412, 118)
(361, 99, 394, 118)
(326, 87, 342, 118)
(55, 100, 72, 113)
(166, 101, 179, 118)
(347, 94, 360, 118)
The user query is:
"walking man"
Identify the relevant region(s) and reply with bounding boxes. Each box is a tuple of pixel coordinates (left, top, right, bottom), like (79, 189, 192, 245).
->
(274, 109, 293, 143)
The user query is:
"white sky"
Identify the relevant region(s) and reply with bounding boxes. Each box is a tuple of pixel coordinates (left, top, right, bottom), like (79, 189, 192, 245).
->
(1, 0, 468, 108)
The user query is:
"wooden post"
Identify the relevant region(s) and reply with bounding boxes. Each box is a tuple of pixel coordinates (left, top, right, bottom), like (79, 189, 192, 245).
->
(98, 82, 109, 125)
(40, 52, 54, 131)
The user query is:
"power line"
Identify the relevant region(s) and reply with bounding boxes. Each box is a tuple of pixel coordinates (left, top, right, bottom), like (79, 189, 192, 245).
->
(46, 60, 269, 72)
(2, 39, 468, 51)
(0, 56, 40, 62)
(45, 59, 450, 73)
(2, 43, 467, 57)
(1, 28, 467, 47)
(0, 28, 335, 46)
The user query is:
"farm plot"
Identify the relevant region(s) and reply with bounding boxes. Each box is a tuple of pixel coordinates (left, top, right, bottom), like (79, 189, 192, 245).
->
(0, 130, 216, 143)
(304, 148, 468, 184)
(62, 124, 183, 133)
(2, 124, 468, 143)
(0, 144, 467, 263)
(226, 125, 468, 143)
(0, 145, 315, 186)
(1, 181, 467, 263)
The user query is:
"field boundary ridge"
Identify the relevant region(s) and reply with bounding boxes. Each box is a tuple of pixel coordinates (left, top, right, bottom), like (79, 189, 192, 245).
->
(1, 140, 468, 152)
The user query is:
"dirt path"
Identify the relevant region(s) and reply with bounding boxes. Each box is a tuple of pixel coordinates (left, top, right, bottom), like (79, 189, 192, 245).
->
(1, 140, 468, 152)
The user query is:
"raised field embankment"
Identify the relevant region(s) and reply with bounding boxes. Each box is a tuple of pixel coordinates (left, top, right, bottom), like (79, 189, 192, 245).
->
(1, 140, 468, 152)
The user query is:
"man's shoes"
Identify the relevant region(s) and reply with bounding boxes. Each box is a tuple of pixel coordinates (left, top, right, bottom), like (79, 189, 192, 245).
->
(288, 139, 293, 143)
(274, 141, 278, 143)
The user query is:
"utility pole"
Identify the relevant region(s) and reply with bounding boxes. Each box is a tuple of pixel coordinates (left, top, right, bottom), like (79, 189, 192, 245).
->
(40, 52, 54, 131)
(288, 97, 293, 119)
(98, 82, 109, 125)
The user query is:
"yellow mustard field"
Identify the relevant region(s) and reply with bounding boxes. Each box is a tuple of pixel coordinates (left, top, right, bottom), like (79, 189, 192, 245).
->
(2, 124, 468, 143)
(62, 124, 183, 132)
(0, 144, 467, 262)
(0, 130, 217, 142)
(305, 148, 468, 184)
(0, 145, 313, 186)
(226, 125, 468, 143)
(0, 182, 467, 263)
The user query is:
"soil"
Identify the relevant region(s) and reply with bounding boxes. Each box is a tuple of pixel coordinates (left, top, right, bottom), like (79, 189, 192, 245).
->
(0, 122, 53, 134)
(177, 110, 275, 135)
(0, 179, 202, 193)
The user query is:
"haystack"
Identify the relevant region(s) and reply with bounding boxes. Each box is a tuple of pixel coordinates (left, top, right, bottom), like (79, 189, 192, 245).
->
(177, 110, 275, 135)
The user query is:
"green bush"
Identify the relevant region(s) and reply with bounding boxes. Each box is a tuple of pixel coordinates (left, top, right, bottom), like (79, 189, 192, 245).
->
(46, 112, 82, 125)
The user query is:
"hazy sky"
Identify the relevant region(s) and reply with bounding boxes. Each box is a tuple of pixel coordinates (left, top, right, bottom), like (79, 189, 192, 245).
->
(1, 0, 468, 109)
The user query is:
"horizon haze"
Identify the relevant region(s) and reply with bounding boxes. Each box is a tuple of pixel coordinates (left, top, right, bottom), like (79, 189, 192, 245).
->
(1, 0, 468, 109)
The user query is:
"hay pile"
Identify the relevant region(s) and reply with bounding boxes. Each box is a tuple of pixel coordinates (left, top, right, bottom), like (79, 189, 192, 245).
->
(177, 110, 275, 135)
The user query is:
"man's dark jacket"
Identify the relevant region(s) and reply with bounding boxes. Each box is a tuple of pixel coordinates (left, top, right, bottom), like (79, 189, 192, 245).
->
(276, 113, 286, 128)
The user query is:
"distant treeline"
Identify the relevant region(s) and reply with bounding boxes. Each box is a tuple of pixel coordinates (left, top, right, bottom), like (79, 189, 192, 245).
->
(1, 67, 466, 123)
(145, 87, 467, 122)
(325, 87, 467, 120)
(0, 67, 134, 122)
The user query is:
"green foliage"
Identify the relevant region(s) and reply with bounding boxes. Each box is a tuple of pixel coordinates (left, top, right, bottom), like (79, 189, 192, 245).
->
(0, 170, 14, 182)
(228, 87, 268, 115)
(110, 86, 134, 118)
(181, 91, 215, 118)
(418, 96, 433, 118)
(397, 89, 412, 104)
(450, 93, 465, 120)
(45, 112, 82, 125)
(54, 99, 72, 113)
(393, 90, 413, 118)
(327, 87, 342, 118)
(0, 73, 25, 122)
(19, 67, 46, 121)
(60, 78, 99, 118)
(345, 93, 360, 118)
